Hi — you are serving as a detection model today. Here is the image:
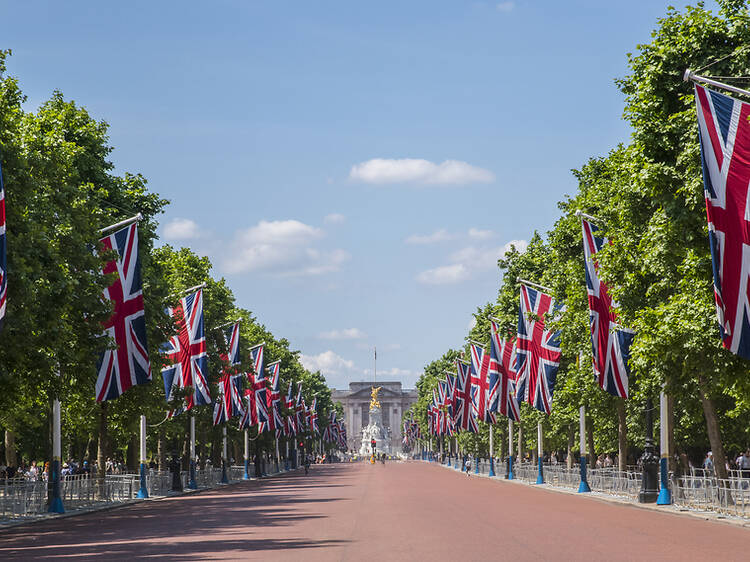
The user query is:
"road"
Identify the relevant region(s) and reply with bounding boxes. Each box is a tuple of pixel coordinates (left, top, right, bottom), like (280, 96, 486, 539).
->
(1, 461, 748, 561)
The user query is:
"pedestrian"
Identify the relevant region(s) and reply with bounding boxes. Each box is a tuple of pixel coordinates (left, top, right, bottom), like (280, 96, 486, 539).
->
(464, 457, 472, 476)
(740, 450, 750, 479)
(703, 451, 714, 474)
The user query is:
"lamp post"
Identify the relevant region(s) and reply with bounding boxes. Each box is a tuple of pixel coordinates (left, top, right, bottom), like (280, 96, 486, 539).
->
(578, 406, 591, 493)
(507, 419, 514, 480)
(657, 390, 672, 505)
(137, 415, 149, 498)
(489, 425, 496, 477)
(639, 398, 659, 503)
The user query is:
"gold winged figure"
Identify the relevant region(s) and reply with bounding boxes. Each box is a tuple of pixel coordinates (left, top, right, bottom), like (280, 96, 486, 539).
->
(370, 386, 382, 410)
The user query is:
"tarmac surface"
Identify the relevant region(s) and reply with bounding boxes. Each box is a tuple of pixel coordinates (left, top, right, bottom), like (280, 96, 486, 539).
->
(1, 461, 749, 561)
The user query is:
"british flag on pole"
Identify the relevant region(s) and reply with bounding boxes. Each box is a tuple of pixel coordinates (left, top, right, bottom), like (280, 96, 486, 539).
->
(222, 322, 241, 366)
(581, 218, 633, 398)
(515, 284, 562, 414)
(96, 222, 151, 402)
(489, 320, 520, 421)
(266, 360, 283, 433)
(693, 83, 750, 359)
(454, 359, 477, 433)
(469, 343, 494, 423)
(162, 289, 210, 414)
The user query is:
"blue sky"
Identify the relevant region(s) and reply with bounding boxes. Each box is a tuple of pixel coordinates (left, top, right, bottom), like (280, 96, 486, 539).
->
(2, 0, 717, 389)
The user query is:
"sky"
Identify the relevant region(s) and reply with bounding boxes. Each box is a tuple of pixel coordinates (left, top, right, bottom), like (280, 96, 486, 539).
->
(1, 0, 718, 390)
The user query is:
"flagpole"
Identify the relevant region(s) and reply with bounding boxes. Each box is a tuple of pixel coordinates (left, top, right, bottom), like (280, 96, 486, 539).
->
(275, 434, 280, 473)
(489, 425, 495, 477)
(536, 421, 544, 484)
(574, 209, 604, 224)
(137, 415, 149, 498)
(684, 69, 750, 98)
(48, 390, 64, 513)
(188, 415, 197, 489)
(657, 389, 672, 505)
(507, 419, 514, 480)
(517, 277, 554, 294)
(221, 425, 229, 484)
(243, 429, 250, 479)
(578, 406, 591, 493)
(98, 213, 142, 235)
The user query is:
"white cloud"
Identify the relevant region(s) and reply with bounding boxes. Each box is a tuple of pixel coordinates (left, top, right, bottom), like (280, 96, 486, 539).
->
(496, 1, 515, 12)
(468, 228, 494, 240)
(318, 328, 366, 340)
(416, 263, 470, 285)
(300, 350, 355, 375)
(349, 158, 494, 186)
(405, 229, 455, 245)
(416, 239, 528, 285)
(222, 219, 349, 276)
(163, 218, 201, 240)
(324, 213, 345, 224)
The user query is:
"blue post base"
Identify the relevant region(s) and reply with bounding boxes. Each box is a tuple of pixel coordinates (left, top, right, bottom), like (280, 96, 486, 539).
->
(221, 460, 229, 484)
(137, 462, 149, 498)
(578, 457, 591, 493)
(454, 455, 458, 469)
(657, 457, 672, 505)
(244, 459, 250, 480)
(285, 458, 290, 471)
(188, 460, 198, 489)
(48, 459, 65, 514)
(536, 457, 544, 484)
(507, 455, 514, 480)
(489, 457, 495, 477)
(474, 459, 480, 474)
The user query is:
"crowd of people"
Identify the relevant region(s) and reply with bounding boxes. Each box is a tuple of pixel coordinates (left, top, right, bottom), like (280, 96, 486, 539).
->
(0, 457, 132, 481)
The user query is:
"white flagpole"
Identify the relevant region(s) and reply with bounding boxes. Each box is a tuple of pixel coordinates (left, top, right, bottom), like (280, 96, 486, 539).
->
(243, 429, 250, 479)
(578, 405, 590, 492)
(48, 393, 64, 513)
(221, 425, 229, 483)
(508, 419, 514, 479)
(188, 415, 197, 489)
(684, 69, 750, 98)
(137, 415, 149, 498)
(536, 421, 544, 484)
(99, 213, 142, 235)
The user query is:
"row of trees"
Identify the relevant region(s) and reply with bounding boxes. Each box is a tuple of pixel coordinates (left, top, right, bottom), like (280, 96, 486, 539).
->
(408, 1, 750, 478)
(0, 50, 340, 472)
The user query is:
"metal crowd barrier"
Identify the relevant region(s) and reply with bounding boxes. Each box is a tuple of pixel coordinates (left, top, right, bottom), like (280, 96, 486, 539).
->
(1, 462, 290, 522)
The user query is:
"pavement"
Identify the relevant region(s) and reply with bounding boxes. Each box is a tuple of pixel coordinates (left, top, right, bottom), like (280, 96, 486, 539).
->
(1, 461, 748, 561)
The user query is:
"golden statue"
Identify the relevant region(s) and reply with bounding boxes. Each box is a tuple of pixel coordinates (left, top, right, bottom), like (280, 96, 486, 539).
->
(369, 386, 382, 410)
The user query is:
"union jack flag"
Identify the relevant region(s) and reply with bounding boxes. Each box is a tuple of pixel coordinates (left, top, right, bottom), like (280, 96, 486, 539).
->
(308, 396, 319, 434)
(222, 322, 241, 366)
(489, 321, 520, 421)
(444, 373, 456, 417)
(515, 284, 562, 414)
(162, 289, 210, 414)
(454, 359, 477, 433)
(693, 84, 750, 359)
(250, 343, 264, 377)
(469, 343, 494, 423)
(284, 380, 297, 436)
(295, 382, 306, 431)
(266, 360, 283, 432)
(0, 159, 6, 332)
(581, 219, 633, 398)
(96, 222, 151, 402)
(213, 373, 244, 425)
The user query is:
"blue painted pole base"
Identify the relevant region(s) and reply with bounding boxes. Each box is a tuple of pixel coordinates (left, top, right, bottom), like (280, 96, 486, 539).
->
(657, 457, 672, 505)
(137, 463, 149, 498)
(536, 457, 544, 484)
(244, 459, 250, 480)
(578, 457, 591, 493)
(221, 460, 229, 484)
(188, 460, 198, 489)
(474, 459, 479, 474)
(508, 455, 514, 480)
(454, 456, 459, 470)
(48, 459, 65, 513)
(489, 457, 495, 477)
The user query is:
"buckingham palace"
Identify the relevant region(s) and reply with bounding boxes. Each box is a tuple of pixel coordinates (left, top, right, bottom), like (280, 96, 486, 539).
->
(331, 381, 418, 453)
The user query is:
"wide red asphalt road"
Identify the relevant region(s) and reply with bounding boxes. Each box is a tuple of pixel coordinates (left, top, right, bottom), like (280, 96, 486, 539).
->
(1, 461, 749, 561)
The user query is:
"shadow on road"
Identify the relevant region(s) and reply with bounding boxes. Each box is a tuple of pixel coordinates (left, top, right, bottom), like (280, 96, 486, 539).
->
(0, 464, 355, 560)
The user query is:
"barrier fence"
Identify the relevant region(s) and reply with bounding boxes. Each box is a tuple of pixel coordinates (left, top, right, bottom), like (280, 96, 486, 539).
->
(1, 462, 286, 522)
(431, 455, 750, 518)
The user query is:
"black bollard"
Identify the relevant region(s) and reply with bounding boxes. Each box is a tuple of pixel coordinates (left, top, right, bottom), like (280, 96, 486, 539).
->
(639, 398, 659, 503)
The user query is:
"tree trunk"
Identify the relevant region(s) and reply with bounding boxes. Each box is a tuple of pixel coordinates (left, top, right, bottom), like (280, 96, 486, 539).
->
(587, 416, 596, 466)
(668, 393, 676, 473)
(126, 434, 138, 471)
(4, 430, 17, 467)
(97, 403, 108, 498)
(697, 376, 729, 480)
(84, 434, 96, 462)
(617, 399, 627, 471)
(566, 423, 575, 469)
